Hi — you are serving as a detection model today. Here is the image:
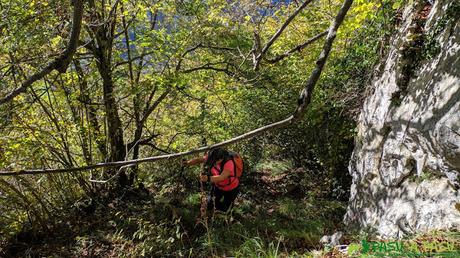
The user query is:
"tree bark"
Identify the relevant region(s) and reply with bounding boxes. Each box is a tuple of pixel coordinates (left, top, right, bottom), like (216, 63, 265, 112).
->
(88, 1, 127, 186)
(74, 60, 108, 158)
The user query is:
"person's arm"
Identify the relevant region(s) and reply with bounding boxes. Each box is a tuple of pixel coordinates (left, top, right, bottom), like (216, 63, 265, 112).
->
(200, 160, 234, 183)
(183, 156, 205, 167)
(200, 169, 231, 183)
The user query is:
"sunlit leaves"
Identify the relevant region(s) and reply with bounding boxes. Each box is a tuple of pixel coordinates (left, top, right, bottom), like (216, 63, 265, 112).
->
(344, 0, 381, 31)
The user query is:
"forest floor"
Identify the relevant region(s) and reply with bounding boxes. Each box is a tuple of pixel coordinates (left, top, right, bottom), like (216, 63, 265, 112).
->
(2, 160, 460, 257)
(0, 161, 349, 257)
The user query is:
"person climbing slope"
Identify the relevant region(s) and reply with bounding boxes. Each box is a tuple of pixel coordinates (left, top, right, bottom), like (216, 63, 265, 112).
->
(183, 148, 243, 212)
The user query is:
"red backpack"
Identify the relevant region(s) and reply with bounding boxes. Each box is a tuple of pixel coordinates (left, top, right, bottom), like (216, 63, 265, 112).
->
(229, 152, 244, 178)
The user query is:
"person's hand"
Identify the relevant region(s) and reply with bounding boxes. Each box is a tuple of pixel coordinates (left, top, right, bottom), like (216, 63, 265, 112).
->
(200, 174, 209, 182)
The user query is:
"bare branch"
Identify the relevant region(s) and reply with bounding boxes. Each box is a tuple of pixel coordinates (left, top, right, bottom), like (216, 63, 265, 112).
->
(253, 0, 315, 70)
(114, 51, 156, 68)
(176, 43, 236, 72)
(0, 0, 85, 105)
(182, 62, 235, 76)
(0, 116, 294, 176)
(143, 143, 171, 154)
(175, 43, 203, 72)
(265, 30, 328, 63)
(200, 44, 237, 52)
(141, 88, 171, 125)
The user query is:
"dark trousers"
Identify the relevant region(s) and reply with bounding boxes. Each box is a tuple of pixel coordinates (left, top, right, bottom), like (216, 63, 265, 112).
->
(207, 185, 240, 212)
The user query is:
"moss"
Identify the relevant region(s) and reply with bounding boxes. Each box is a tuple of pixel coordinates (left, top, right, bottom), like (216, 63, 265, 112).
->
(407, 169, 443, 184)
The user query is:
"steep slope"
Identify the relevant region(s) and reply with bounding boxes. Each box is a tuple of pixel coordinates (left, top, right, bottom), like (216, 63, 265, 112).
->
(345, 0, 460, 238)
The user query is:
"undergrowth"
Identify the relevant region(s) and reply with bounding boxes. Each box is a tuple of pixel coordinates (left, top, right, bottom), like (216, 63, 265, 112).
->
(1, 160, 346, 257)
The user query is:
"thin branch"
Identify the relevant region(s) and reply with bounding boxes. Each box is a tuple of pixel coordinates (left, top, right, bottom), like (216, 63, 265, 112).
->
(141, 88, 171, 125)
(0, 116, 294, 176)
(265, 30, 328, 63)
(0, 0, 85, 105)
(88, 165, 132, 183)
(143, 143, 171, 154)
(114, 51, 156, 68)
(113, 14, 137, 39)
(201, 44, 236, 52)
(253, 0, 315, 70)
(138, 134, 161, 145)
(0, 0, 354, 176)
(181, 62, 235, 76)
(176, 43, 204, 72)
(175, 43, 236, 72)
(127, 132, 160, 150)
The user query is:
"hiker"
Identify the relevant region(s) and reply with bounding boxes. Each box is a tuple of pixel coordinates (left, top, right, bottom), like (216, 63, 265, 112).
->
(183, 148, 243, 212)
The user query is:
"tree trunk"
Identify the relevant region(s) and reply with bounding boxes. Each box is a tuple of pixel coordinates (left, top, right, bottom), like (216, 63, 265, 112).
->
(74, 60, 108, 159)
(89, 4, 128, 187)
(96, 51, 127, 186)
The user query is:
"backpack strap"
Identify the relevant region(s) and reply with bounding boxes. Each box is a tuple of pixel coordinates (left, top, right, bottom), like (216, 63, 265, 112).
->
(217, 154, 236, 186)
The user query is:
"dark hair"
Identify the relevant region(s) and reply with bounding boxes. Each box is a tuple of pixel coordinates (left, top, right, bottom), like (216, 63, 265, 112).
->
(204, 148, 229, 173)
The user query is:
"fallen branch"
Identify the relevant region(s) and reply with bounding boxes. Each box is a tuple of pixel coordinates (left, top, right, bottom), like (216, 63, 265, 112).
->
(0, 0, 85, 105)
(0, 0, 354, 176)
(89, 164, 134, 184)
(0, 116, 294, 176)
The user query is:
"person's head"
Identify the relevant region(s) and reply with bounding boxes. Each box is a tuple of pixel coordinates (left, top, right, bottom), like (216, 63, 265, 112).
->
(205, 148, 229, 168)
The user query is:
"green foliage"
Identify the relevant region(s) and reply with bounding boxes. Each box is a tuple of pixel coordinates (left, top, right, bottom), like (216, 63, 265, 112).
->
(407, 169, 443, 184)
(255, 159, 293, 176)
(234, 236, 282, 258)
(422, 1, 460, 60)
(132, 218, 187, 256)
(0, 0, 406, 256)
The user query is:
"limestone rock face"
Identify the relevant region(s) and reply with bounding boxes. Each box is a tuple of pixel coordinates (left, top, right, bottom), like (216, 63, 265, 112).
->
(345, 0, 460, 238)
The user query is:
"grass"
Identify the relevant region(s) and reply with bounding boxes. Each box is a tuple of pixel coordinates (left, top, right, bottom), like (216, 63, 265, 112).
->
(255, 159, 294, 176)
(337, 230, 460, 258)
(5, 163, 459, 257)
(1, 161, 347, 257)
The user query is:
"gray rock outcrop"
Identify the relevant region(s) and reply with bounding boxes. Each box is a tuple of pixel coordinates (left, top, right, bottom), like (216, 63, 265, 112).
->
(345, 0, 460, 238)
